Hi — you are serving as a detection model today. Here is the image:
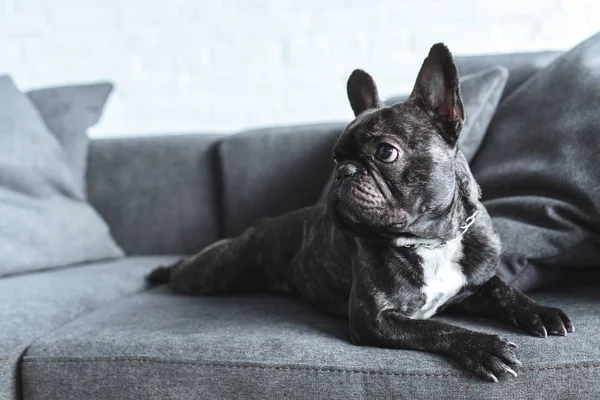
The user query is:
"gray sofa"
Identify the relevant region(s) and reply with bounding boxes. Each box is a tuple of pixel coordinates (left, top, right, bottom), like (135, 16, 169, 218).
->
(3, 51, 600, 400)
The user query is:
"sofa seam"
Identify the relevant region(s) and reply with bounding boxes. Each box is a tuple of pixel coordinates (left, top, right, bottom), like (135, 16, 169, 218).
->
(22, 357, 600, 376)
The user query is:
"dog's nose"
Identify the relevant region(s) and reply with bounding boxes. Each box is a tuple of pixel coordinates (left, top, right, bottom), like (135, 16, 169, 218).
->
(335, 163, 358, 181)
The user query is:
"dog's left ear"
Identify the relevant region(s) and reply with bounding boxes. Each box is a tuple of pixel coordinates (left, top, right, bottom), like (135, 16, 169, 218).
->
(347, 69, 384, 117)
(410, 43, 464, 139)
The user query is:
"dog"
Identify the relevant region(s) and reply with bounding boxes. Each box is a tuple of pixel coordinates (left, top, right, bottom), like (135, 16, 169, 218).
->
(148, 43, 573, 382)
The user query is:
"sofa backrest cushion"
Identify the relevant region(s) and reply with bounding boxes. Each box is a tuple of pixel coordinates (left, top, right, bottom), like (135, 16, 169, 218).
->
(87, 134, 223, 255)
(218, 123, 344, 237)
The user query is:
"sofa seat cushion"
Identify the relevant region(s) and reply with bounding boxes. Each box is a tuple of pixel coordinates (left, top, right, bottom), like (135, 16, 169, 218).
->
(0, 255, 179, 400)
(21, 277, 600, 400)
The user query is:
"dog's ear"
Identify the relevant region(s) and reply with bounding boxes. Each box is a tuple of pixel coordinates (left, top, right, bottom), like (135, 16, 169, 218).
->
(410, 43, 464, 138)
(347, 69, 383, 117)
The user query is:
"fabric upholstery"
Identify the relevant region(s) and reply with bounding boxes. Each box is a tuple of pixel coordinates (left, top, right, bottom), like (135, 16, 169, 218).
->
(0, 76, 123, 277)
(87, 134, 223, 255)
(454, 67, 509, 161)
(471, 33, 600, 291)
(21, 274, 600, 400)
(455, 51, 561, 101)
(218, 123, 344, 237)
(0, 255, 180, 400)
(27, 82, 113, 195)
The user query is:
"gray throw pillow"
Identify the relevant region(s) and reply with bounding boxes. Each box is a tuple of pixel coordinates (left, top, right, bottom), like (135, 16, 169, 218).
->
(0, 76, 124, 277)
(27, 83, 113, 196)
(317, 66, 509, 203)
(471, 32, 600, 292)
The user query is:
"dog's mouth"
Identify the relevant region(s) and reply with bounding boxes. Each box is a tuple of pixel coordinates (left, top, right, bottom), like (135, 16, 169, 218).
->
(329, 175, 398, 221)
(385, 223, 413, 234)
(328, 194, 416, 240)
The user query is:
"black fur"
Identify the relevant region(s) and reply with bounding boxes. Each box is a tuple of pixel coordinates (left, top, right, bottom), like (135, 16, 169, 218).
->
(148, 43, 573, 382)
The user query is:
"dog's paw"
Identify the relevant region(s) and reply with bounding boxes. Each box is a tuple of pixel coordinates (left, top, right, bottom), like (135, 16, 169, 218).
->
(511, 305, 574, 337)
(450, 334, 522, 382)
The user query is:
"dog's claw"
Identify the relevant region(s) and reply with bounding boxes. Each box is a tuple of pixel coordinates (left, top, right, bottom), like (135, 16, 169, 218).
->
(508, 342, 518, 349)
(511, 305, 573, 338)
(504, 366, 518, 377)
(514, 359, 523, 367)
(559, 326, 567, 336)
(453, 334, 520, 381)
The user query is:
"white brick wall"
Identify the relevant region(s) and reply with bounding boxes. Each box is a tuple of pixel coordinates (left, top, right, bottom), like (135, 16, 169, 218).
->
(1, 0, 598, 137)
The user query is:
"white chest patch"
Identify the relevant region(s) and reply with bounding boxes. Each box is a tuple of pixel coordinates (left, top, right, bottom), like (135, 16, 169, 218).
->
(410, 240, 466, 320)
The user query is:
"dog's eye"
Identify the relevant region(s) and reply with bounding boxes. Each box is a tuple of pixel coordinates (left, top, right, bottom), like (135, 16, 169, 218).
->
(375, 144, 398, 163)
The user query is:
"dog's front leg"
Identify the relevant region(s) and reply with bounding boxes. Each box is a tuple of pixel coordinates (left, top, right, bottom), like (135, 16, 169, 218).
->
(349, 298, 521, 381)
(451, 275, 574, 337)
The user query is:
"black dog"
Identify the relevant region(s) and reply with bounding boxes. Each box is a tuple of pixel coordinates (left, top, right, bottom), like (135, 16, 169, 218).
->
(148, 43, 573, 382)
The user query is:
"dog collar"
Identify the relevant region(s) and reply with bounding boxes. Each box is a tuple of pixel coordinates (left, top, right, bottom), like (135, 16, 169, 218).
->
(394, 210, 478, 250)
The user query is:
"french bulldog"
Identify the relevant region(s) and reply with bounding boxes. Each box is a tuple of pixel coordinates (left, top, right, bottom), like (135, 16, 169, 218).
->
(148, 43, 573, 382)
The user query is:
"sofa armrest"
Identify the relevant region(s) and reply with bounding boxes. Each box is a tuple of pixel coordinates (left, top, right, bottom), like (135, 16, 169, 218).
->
(86, 134, 223, 256)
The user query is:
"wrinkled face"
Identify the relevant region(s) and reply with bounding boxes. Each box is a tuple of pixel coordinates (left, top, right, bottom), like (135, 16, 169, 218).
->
(327, 43, 465, 240)
(328, 104, 457, 238)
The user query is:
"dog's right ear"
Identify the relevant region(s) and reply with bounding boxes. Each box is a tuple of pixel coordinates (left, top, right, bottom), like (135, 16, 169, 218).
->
(347, 69, 383, 117)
